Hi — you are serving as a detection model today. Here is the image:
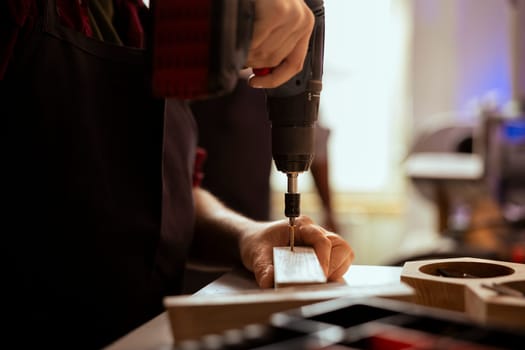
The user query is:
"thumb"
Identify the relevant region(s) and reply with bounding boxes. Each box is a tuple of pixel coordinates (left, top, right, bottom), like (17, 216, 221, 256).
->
(253, 260, 274, 289)
(244, 243, 275, 289)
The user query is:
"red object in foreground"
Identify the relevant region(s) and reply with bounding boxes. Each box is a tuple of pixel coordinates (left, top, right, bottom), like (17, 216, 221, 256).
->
(253, 67, 273, 76)
(511, 244, 525, 263)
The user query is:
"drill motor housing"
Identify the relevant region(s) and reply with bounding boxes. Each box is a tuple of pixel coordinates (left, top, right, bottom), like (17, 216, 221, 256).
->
(263, 0, 325, 221)
(149, 0, 325, 164)
(149, 0, 325, 222)
(265, 0, 325, 174)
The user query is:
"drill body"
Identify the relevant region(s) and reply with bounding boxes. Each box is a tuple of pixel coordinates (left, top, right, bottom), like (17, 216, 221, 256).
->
(262, 0, 325, 245)
(150, 0, 325, 247)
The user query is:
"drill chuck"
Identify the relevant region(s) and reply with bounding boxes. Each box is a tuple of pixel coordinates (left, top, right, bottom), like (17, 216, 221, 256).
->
(285, 192, 301, 218)
(285, 172, 300, 219)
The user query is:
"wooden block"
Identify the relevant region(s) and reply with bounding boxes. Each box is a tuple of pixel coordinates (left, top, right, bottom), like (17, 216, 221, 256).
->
(401, 257, 525, 330)
(273, 246, 327, 288)
(164, 280, 413, 342)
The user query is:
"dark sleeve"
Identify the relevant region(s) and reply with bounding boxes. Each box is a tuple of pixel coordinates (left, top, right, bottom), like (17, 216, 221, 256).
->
(0, 0, 38, 79)
(113, 0, 148, 48)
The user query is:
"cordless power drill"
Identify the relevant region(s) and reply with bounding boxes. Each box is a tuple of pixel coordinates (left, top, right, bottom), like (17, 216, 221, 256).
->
(149, 0, 325, 250)
(254, 0, 325, 250)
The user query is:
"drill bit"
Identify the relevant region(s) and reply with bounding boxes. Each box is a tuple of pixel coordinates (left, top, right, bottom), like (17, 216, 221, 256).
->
(286, 173, 299, 252)
(289, 217, 295, 251)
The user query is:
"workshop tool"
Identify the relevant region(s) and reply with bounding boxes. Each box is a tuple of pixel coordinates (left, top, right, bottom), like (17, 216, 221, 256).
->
(149, 0, 325, 254)
(149, 0, 324, 249)
(253, 0, 325, 251)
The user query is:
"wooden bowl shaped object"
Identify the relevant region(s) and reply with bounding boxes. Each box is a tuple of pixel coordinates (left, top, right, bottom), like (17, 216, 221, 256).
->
(401, 257, 525, 330)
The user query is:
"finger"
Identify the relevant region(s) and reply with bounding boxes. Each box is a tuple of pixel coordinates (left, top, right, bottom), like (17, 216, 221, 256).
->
(247, 25, 306, 68)
(239, 221, 289, 289)
(247, 4, 313, 68)
(248, 31, 311, 88)
(328, 261, 352, 283)
(249, 0, 308, 50)
(251, 245, 276, 289)
(326, 234, 354, 281)
(295, 221, 332, 276)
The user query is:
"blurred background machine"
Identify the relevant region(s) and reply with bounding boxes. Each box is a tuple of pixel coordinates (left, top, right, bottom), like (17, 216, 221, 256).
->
(405, 98, 525, 263)
(403, 0, 525, 263)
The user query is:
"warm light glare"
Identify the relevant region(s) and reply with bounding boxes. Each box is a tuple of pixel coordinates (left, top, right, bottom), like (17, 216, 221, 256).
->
(319, 0, 407, 192)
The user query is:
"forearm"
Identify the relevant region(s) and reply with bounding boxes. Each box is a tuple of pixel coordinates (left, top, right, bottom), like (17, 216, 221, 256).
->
(189, 187, 265, 268)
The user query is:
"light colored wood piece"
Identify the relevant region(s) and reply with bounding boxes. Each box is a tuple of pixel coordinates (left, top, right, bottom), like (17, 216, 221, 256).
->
(273, 246, 327, 288)
(164, 281, 412, 342)
(163, 266, 412, 342)
(106, 266, 410, 348)
(401, 257, 525, 330)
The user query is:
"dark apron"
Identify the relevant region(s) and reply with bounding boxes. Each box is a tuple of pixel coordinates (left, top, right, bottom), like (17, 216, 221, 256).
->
(2, 0, 196, 347)
(191, 79, 272, 221)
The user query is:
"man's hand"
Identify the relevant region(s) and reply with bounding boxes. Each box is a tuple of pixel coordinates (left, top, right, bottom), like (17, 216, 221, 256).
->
(246, 0, 314, 88)
(240, 216, 354, 288)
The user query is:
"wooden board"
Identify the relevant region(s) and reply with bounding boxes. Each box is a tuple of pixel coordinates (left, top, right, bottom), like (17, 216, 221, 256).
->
(164, 268, 414, 342)
(273, 246, 327, 288)
(401, 257, 525, 330)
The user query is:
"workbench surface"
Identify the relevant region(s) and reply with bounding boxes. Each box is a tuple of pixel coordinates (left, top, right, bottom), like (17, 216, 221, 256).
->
(105, 265, 406, 350)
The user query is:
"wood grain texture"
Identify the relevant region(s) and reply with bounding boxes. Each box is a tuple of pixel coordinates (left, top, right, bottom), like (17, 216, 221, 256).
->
(164, 266, 412, 343)
(107, 266, 410, 348)
(401, 257, 525, 330)
(164, 280, 413, 342)
(273, 246, 327, 288)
